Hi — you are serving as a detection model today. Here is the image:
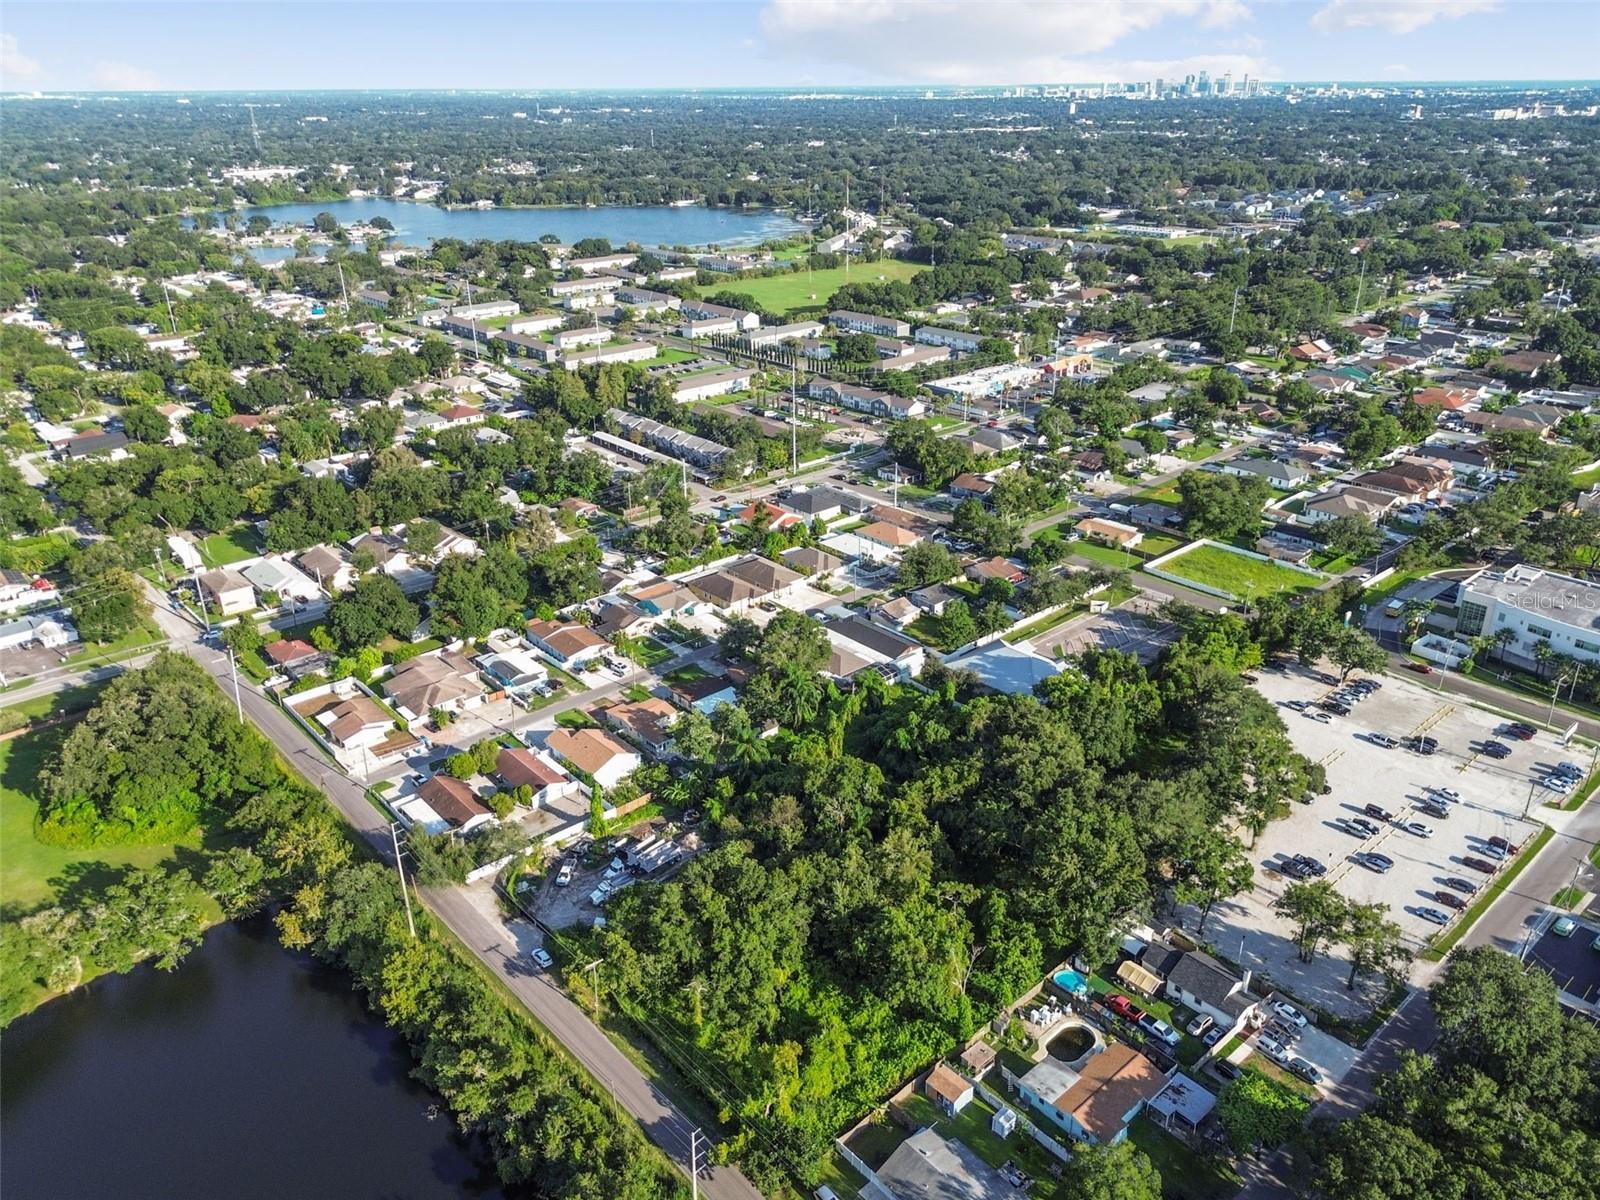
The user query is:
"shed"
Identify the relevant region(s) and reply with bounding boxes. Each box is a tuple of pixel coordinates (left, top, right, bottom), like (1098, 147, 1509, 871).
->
(1116, 959, 1163, 997)
(990, 1106, 1018, 1138)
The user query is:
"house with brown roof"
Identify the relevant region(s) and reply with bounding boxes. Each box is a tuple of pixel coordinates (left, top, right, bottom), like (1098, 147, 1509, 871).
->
(417, 775, 494, 835)
(494, 747, 581, 806)
(1300, 485, 1401, 525)
(314, 694, 393, 750)
(545, 727, 641, 789)
(524, 618, 610, 669)
(602, 696, 679, 758)
(1076, 517, 1143, 549)
(296, 544, 358, 593)
(924, 1061, 975, 1117)
(966, 557, 1027, 585)
(198, 568, 256, 616)
(1413, 386, 1475, 412)
(856, 520, 922, 555)
(263, 638, 328, 678)
(1016, 1042, 1166, 1146)
(685, 556, 804, 613)
(383, 652, 488, 723)
(948, 473, 996, 501)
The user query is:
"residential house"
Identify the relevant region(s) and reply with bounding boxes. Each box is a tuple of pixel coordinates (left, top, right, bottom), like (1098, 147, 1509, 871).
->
(775, 486, 861, 523)
(1489, 349, 1560, 379)
(383, 652, 488, 723)
(198, 568, 256, 616)
(1217, 458, 1313, 489)
(477, 647, 550, 700)
(908, 583, 964, 616)
(545, 727, 641, 789)
(822, 615, 927, 681)
(1148, 944, 1260, 1034)
(855, 520, 922, 559)
(417, 775, 495, 836)
(297, 544, 358, 593)
(1015, 1042, 1166, 1146)
(1286, 339, 1335, 363)
(524, 618, 610, 670)
(346, 530, 412, 577)
(780, 545, 846, 581)
(948, 473, 996, 502)
(1299, 486, 1400, 525)
(829, 310, 911, 338)
(1413, 386, 1476, 412)
(966, 557, 1026, 585)
(924, 1062, 975, 1117)
(1076, 517, 1143, 549)
(871, 595, 920, 629)
(263, 638, 329, 678)
(742, 320, 825, 349)
(240, 557, 322, 607)
(494, 747, 581, 806)
(737, 500, 803, 532)
(946, 642, 1065, 695)
(685, 556, 804, 613)
(676, 299, 758, 331)
(666, 671, 740, 715)
(0, 612, 77, 652)
(875, 1128, 1015, 1200)
(603, 696, 679, 758)
(806, 378, 926, 421)
(317, 694, 393, 752)
(625, 579, 700, 620)
(60, 430, 130, 462)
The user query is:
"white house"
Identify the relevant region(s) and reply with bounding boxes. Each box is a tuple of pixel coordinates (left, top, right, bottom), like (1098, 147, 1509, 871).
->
(545, 727, 641, 790)
(672, 368, 754, 404)
(915, 325, 984, 353)
(197, 568, 255, 616)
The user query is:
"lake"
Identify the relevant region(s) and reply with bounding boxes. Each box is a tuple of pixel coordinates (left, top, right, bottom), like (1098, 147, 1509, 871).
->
(232, 197, 804, 251)
(0, 920, 505, 1200)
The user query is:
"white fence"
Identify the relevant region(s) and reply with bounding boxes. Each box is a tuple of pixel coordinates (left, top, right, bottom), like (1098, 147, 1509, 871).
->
(832, 1139, 898, 1200)
(971, 1076, 1074, 1163)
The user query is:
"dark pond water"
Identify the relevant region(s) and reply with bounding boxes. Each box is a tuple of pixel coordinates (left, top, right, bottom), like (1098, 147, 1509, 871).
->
(0, 920, 505, 1200)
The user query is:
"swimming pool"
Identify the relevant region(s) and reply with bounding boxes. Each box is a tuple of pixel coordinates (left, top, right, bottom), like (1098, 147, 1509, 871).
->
(1053, 969, 1088, 996)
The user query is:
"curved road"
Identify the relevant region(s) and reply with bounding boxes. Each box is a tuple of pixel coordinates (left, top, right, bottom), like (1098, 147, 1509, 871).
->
(138, 591, 764, 1200)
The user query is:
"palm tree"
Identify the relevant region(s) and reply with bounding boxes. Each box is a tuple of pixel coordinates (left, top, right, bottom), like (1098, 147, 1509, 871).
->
(1533, 639, 1558, 680)
(1399, 597, 1434, 642)
(1492, 626, 1516, 664)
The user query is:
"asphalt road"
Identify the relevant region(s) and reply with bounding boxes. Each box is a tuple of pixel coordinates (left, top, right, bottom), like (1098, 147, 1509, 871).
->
(136, 592, 765, 1200)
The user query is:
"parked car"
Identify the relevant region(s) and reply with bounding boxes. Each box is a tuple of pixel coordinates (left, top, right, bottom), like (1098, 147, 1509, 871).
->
(1355, 852, 1395, 873)
(1188, 1014, 1215, 1038)
(1402, 821, 1435, 838)
(1305, 710, 1333, 724)
(1417, 801, 1451, 820)
(1368, 733, 1399, 749)
(1434, 891, 1467, 910)
(1553, 916, 1578, 938)
(1481, 740, 1512, 759)
(1322, 702, 1352, 716)
(1462, 856, 1498, 874)
(555, 863, 575, 887)
(1482, 843, 1507, 862)
(1270, 1001, 1308, 1029)
(1107, 994, 1144, 1022)
(1293, 855, 1328, 876)
(1442, 876, 1479, 895)
(1257, 1035, 1293, 1065)
(1364, 804, 1395, 822)
(1429, 787, 1461, 803)
(529, 947, 554, 969)
(1265, 1021, 1300, 1045)
(1488, 836, 1520, 855)
(1288, 1057, 1324, 1085)
(1203, 1026, 1226, 1047)
(1213, 1058, 1242, 1080)
(1417, 906, 1452, 926)
(1140, 1015, 1182, 1047)
(1506, 722, 1537, 740)
(1286, 699, 1310, 711)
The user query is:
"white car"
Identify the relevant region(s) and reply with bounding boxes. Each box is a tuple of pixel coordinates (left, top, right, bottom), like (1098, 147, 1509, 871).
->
(1270, 1001, 1308, 1029)
(1402, 821, 1434, 838)
(1430, 787, 1461, 803)
(1256, 1035, 1292, 1064)
(529, 947, 553, 969)
(555, 863, 574, 887)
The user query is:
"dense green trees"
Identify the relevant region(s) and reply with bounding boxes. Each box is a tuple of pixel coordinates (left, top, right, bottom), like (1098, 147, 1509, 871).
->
(1178, 470, 1271, 542)
(1302, 948, 1600, 1200)
(327, 573, 420, 651)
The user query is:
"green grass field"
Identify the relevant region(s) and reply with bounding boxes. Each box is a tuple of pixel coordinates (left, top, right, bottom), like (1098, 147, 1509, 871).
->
(1128, 1115, 1242, 1200)
(197, 527, 263, 566)
(730, 259, 926, 314)
(1159, 544, 1320, 600)
(0, 719, 199, 911)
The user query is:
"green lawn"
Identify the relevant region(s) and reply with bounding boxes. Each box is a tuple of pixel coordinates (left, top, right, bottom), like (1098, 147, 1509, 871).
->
(61, 618, 166, 666)
(622, 683, 653, 703)
(554, 708, 597, 729)
(0, 719, 202, 912)
(897, 1092, 1062, 1184)
(1553, 885, 1584, 909)
(1128, 1115, 1241, 1200)
(0, 532, 77, 574)
(634, 639, 673, 668)
(1139, 532, 1188, 558)
(730, 259, 927, 314)
(1136, 482, 1185, 505)
(1072, 541, 1142, 571)
(663, 663, 713, 684)
(1242, 1054, 1321, 1102)
(196, 527, 264, 566)
(1159, 544, 1320, 601)
(1568, 463, 1600, 490)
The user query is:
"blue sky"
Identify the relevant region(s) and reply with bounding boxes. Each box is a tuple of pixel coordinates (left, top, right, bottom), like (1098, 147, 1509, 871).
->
(2, 1, 1595, 92)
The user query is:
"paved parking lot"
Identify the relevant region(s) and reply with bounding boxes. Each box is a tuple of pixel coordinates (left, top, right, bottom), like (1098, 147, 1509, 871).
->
(1526, 917, 1600, 1010)
(1032, 604, 1178, 664)
(1187, 663, 1551, 1019)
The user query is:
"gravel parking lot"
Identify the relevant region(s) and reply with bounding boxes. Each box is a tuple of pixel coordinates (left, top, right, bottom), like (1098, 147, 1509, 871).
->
(1188, 663, 1552, 1019)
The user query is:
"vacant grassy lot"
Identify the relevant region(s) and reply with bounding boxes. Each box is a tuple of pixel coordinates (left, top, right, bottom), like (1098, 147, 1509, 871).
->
(732, 260, 926, 314)
(1128, 1114, 1241, 1200)
(197, 527, 264, 566)
(1160, 544, 1319, 600)
(0, 718, 198, 911)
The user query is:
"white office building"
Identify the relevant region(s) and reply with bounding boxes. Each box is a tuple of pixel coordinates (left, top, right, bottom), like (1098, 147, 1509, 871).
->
(1455, 565, 1600, 668)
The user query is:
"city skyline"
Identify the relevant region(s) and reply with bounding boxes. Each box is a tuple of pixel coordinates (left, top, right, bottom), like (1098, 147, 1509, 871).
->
(2, 1, 1596, 94)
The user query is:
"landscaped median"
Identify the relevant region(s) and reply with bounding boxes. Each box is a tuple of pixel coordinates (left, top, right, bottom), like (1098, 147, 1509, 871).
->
(1423, 824, 1556, 961)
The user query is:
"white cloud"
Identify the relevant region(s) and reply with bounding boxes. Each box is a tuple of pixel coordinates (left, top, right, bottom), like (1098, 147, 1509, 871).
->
(0, 33, 43, 84)
(757, 0, 1258, 83)
(1311, 0, 1500, 35)
(94, 61, 164, 91)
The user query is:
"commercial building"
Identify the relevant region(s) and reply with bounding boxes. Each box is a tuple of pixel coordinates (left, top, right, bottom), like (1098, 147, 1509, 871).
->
(1455, 565, 1600, 668)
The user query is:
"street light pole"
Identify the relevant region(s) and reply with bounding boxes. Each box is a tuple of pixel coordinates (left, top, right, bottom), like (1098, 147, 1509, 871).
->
(226, 647, 244, 723)
(390, 821, 417, 939)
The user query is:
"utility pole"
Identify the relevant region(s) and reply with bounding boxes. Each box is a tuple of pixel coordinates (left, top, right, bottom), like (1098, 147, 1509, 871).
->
(390, 822, 417, 938)
(337, 263, 350, 313)
(1354, 251, 1367, 315)
(226, 646, 244, 722)
(790, 362, 798, 473)
(1228, 285, 1241, 335)
(690, 1129, 704, 1200)
(161, 281, 178, 334)
(583, 958, 604, 1016)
